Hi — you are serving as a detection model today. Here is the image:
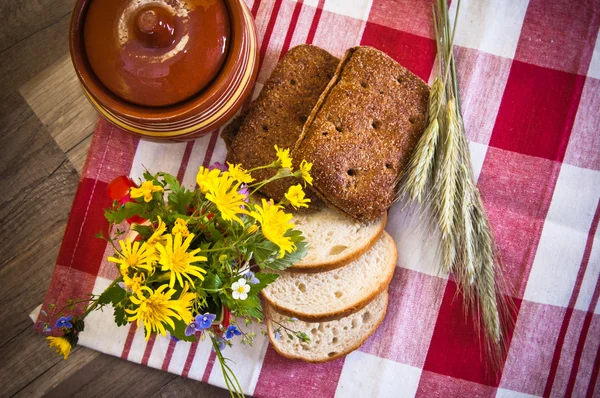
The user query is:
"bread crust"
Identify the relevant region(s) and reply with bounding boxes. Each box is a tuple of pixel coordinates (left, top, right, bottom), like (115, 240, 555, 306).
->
(288, 211, 387, 273)
(262, 232, 397, 322)
(293, 46, 430, 222)
(265, 290, 389, 363)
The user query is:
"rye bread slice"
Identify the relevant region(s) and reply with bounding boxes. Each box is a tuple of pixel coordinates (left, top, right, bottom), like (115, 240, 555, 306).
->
(266, 289, 388, 363)
(261, 232, 397, 322)
(293, 46, 430, 221)
(289, 206, 386, 273)
(222, 44, 339, 203)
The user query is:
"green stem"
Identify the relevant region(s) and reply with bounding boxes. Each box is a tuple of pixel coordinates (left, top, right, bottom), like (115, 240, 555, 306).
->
(81, 278, 120, 319)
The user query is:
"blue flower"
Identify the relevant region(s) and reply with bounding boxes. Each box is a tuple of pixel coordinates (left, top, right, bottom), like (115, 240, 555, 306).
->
(274, 331, 281, 341)
(244, 270, 260, 285)
(55, 315, 73, 329)
(43, 326, 52, 333)
(171, 335, 180, 342)
(224, 325, 241, 340)
(213, 337, 226, 352)
(185, 313, 216, 336)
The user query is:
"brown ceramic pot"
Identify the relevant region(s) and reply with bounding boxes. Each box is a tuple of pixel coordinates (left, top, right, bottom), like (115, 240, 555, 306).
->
(70, 0, 259, 141)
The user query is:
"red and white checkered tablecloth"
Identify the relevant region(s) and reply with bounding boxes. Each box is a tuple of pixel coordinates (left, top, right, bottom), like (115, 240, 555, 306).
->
(31, 0, 600, 396)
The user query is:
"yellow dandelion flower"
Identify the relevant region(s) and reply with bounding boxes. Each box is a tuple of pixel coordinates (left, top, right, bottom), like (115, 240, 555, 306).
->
(274, 145, 293, 169)
(205, 176, 249, 225)
(246, 224, 259, 235)
(299, 160, 313, 186)
(108, 238, 156, 275)
(125, 285, 194, 340)
(47, 336, 72, 360)
(130, 181, 164, 202)
(146, 216, 167, 253)
(155, 233, 207, 288)
(249, 199, 296, 258)
(226, 162, 255, 183)
(171, 218, 190, 237)
(123, 273, 145, 296)
(196, 166, 222, 194)
(285, 184, 311, 209)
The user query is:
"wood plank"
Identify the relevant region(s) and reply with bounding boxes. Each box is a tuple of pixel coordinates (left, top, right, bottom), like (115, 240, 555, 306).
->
(19, 54, 97, 163)
(0, 0, 74, 53)
(0, 14, 70, 98)
(153, 376, 232, 397)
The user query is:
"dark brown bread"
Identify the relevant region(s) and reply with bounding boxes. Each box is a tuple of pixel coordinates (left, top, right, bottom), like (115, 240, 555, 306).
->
(293, 46, 430, 221)
(223, 45, 339, 202)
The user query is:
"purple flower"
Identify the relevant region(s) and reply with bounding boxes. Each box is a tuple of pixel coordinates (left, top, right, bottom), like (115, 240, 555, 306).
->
(238, 184, 250, 203)
(43, 326, 52, 333)
(244, 271, 259, 285)
(224, 325, 242, 340)
(55, 315, 73, 329)
(209, 162, 228, 172)
(185, 313, 217, 336)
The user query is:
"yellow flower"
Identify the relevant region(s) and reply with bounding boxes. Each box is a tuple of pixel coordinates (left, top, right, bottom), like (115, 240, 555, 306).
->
(146, 216, 167, 252)
(130, 181, 164, 202)
(125, 285, 194, 340)
(246, 224, 259, 235)
(274, 145, 293, 169)
(47, 336, 72, 360)
(285, 184, 311, 209)
(226, 162, 254, 183)
(205, 175, 249, 225)
(249, 199, 296, 258)
(155, 233, 207, 288)
(171, 218, 190, 237)
(196, 166, 222, 194)
(299, 160, 313, 186)
(108, 238, 156, 275)
(123, 273, 145, 296)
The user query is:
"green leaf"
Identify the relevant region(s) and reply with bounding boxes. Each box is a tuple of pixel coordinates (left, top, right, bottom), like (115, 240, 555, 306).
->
(104, 202, 145, 224)
(165, 319, 196, 342)
(113, 306, 127, 326)
(201, 273, 223, 291)
(234, 295, 263, 322)
(132, 224, 153, 239)
(97, 283, 126, 306)
(162, 172, 194, 214)
(249, 273, 279, 294)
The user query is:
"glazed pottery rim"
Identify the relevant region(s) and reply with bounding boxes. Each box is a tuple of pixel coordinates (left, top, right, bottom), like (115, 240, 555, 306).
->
(69, 0, 256, 131)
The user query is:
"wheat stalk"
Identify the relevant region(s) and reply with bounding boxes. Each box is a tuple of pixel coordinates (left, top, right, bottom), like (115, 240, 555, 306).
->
(395, 0, 511, 365)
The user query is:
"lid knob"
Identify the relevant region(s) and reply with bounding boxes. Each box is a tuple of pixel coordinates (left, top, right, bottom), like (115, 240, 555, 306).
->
(134, 6, 175, 48)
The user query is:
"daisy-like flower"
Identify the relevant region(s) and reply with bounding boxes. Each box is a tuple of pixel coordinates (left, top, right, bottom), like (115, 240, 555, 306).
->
(130, 181, 164, 202)
(226, 163, 255, 183)
(196, 166, 222, 194)
(298, 160, 313, 186)
(146, 216, 167, 252)
(125, 285, 194, 340)
(185, 313, 217, 336)
(285, 184, 311, 209)
(55, 315, 73, 329)
(155, 233, 207, 288)
(108, 238, 156, 275)
(274, 145, 293, 169)
(171, 218, 190, 237)
(205, 175, 249, 225)
(122, 273, 145, 295)
(249, 199, 296, 258)
(47, 336, 72, 360)
(231, 278, 250, 300)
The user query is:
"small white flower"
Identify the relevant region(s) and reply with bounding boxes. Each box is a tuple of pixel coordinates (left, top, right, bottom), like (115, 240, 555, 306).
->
(231, 278, 250, 300)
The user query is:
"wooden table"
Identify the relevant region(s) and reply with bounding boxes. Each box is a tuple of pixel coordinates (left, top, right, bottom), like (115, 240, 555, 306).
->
(0, 1, 229, 395)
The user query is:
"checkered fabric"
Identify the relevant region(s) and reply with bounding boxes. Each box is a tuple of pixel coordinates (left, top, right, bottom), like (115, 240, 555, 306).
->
(31, 0, 600, 396)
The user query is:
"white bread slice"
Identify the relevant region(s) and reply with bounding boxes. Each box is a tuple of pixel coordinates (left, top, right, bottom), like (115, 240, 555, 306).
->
(262, 232, 397, 321)
(290, 207, 386, 272)
(266, 290, 388, 362)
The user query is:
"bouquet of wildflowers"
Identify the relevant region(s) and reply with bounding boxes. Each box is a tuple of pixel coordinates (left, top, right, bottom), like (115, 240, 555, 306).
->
(40, 146, 313, 397)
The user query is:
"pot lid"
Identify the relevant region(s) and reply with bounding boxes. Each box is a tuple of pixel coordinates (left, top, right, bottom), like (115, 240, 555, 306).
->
(84, 0, 230, 107)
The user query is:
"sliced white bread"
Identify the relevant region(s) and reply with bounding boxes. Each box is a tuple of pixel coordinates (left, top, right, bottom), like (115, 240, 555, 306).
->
(290, 207, 386, 273)
(262, 232, 397, 321)
(266, 289, 388, 362)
